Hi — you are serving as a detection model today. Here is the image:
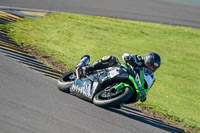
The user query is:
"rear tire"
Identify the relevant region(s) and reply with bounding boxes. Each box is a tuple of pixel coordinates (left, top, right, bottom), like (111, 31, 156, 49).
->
(93, 84, 132, 108)
(57, 71, 76, 93)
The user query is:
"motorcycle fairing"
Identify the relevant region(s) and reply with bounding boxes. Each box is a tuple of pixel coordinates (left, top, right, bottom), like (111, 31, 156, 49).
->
(70, 78, 93, 101)
(69, 66, 129, 101)
(106, 66, 129, 81)
(69, 72, 103, 101)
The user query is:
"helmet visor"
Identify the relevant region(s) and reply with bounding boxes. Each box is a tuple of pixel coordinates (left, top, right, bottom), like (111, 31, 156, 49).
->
(146, 62, 158, 72)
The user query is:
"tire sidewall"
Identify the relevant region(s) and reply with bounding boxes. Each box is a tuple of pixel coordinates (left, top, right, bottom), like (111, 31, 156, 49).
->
(93, 87, 132, 108)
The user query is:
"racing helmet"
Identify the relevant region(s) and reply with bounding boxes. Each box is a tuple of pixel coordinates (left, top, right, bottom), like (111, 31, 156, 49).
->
(144, 52, 161, 72)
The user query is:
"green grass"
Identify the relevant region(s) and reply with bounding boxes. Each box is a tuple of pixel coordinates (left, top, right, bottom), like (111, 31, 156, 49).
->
(6, 12, 200, 130)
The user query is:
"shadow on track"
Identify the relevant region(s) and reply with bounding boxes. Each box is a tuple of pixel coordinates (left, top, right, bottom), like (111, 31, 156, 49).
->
(60, 90, 185, 132)
(106, 106, 186, 133)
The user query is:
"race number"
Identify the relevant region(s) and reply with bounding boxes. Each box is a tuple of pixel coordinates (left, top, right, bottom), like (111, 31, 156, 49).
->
(135, 74, 142, 88)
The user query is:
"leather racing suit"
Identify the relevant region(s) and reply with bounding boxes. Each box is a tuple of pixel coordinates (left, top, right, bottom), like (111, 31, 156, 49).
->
(83, 54, 144, 73)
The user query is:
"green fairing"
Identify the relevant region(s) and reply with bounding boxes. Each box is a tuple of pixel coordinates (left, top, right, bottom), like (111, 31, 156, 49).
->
(129, 70, 147, 101)
(140, 70, 148, 95)
(114, 64, 148, 102)
(128, 75, 141, 101)
(115, 82, 134, 92)
(114, 76, 141, 102)
(140, 70, 144, 87)
(121, 64, 131, 69)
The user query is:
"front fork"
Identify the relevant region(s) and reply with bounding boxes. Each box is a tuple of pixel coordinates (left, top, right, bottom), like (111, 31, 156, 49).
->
(75, 67, 82, 79)
(75, 55, 90, 79)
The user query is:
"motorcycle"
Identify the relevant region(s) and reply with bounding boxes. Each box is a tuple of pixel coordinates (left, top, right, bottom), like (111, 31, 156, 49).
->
(57, 55, 154, 108)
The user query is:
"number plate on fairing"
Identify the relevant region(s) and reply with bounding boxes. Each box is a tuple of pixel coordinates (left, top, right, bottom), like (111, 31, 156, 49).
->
(108, 68, 120, 78)
(135, 73, 142, 88)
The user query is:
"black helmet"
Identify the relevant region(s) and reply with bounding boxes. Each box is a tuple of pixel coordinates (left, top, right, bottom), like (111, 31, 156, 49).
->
(144, 53, 161, 72)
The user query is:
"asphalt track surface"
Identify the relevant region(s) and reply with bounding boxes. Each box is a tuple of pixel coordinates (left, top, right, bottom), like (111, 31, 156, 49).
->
(0, 53, 172, 133)
(0, 0, 199, 133)
(1, 0, 200, 28)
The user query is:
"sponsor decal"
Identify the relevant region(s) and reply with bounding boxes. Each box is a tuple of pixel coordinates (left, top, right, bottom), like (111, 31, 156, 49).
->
(109, 68, 120, 78)
(70, 81, 92, 98)
(154, 63, 159, 67)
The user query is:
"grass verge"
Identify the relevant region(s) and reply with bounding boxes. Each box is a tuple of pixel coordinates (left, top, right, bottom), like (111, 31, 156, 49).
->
(4, 12, 200, 131)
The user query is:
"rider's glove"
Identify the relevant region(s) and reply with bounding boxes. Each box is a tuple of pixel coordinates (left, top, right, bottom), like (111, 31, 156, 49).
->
(140, 90, 146, 102)
(122, 53, 131, 62)
(132, 55, 143, 67)
(124, 56, 132, 63)
(122, 54, 143, 67)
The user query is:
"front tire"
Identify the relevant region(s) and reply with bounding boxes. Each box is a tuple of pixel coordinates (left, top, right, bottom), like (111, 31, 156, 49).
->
(57, 71, 76, 93)
(93, 84, 132, 108)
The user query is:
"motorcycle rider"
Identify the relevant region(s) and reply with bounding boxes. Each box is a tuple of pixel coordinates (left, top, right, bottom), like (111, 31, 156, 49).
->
(81, 52, 161, 102)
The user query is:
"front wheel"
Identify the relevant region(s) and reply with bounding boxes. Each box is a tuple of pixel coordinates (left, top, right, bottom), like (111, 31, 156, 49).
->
(93, 84, 133, 108)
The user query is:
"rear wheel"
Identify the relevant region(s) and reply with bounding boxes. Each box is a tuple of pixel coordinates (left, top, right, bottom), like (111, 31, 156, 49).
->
(57, 71, 76, 93)
(93, 83, 133, 108)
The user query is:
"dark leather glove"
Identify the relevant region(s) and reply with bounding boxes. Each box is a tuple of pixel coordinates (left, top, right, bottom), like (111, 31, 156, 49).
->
(124, 55, 132, 62)
(140, 90, 146, 102)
